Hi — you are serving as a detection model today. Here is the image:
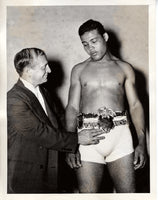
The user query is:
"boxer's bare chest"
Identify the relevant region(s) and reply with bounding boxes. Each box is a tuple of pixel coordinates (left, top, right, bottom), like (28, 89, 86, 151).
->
(80, 61, 125, 91)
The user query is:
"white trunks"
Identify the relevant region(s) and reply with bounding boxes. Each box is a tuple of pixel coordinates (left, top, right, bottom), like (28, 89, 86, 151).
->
(78, 109, 134, 164)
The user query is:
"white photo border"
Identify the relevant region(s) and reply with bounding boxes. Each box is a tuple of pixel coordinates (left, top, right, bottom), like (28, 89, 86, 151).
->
(0, 0, 156, 200)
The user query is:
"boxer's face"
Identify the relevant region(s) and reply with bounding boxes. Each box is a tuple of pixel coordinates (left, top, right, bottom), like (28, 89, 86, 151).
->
(80, 29, 108, 61)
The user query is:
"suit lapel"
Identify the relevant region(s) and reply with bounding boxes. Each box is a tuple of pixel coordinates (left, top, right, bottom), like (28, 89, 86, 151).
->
(15, 80, 56, 127)
(40, 87, 58, 128)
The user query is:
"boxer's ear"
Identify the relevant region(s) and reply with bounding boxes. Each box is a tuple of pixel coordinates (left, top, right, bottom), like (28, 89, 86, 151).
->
(103, 32, 109, 42)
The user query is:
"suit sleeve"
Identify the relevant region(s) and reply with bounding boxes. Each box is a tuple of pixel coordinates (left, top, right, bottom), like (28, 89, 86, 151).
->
(7, 96, 78, 153)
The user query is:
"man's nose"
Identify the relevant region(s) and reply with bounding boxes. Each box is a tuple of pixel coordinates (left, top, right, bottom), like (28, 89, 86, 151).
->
(46, 65, 51, 73)
(89, 44, 94, 51)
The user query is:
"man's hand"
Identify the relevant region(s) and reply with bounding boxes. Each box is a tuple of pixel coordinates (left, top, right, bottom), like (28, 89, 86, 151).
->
(65, 151, 81, 169)
(134, 143, 147, 170)
(66, 129, 105, 169)
(78, 129, 105, 145)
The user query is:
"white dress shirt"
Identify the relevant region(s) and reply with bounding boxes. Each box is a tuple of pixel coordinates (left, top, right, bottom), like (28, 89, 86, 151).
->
(20, 77, 48, 115)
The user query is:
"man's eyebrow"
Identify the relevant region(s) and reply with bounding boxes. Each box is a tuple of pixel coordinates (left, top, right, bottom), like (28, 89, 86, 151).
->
(41, 63, 48, 68)
(82, 37, 98, 43)
(90, 37, 98, 40)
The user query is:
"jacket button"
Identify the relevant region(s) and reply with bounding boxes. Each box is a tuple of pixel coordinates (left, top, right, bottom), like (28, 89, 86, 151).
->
(39, 146, 43, 149)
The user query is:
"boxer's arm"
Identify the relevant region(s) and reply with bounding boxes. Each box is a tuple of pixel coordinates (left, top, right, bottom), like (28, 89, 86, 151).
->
(65, 65, 82, 168)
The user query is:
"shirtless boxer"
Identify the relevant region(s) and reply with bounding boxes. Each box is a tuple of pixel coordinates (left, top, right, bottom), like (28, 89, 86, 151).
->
(65, 19, 147, 193)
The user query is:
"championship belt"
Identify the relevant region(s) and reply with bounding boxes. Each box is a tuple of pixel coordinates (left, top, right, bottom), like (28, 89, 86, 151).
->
(98, 107, 115, 130)
(77, 107, 127, 132)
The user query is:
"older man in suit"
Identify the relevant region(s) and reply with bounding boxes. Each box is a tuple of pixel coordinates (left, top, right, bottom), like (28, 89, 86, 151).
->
(7, 48, 105, 193)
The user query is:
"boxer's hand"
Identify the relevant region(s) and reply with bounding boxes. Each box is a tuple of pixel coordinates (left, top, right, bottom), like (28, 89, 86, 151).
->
(78, 129, 105, 145)
(65, 150, 82, 169)
(134, 143, 147, 170)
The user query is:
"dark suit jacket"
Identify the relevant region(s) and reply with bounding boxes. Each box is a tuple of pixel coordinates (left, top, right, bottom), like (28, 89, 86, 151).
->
(7, 79, 77, 193)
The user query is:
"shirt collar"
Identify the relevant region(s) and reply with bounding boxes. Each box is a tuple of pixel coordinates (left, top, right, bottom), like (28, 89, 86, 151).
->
(20, 77, 39, 97)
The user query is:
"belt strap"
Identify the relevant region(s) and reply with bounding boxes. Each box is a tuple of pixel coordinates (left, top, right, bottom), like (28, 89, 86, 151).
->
(78, 111, 126, 118)
(115, 111, 126, 116)
(113, 119, 128, 126)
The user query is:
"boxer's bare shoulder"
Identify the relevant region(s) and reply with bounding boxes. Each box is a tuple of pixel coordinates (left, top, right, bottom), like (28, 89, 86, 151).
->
(71, 58, 91, 80)
(116, 60, 135, 81)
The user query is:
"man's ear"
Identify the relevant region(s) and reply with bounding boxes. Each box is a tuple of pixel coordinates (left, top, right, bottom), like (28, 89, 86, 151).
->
(103, 32, 109, 42)
(24, 66, 31, 73)
(23, 66, 32, 76)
